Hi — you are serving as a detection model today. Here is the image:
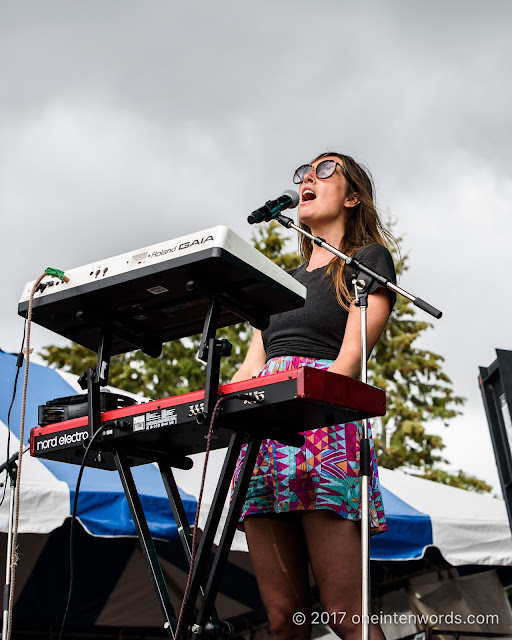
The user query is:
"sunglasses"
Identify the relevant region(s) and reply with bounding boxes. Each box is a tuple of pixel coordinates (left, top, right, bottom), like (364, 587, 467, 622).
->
(293, 159, 347, 184)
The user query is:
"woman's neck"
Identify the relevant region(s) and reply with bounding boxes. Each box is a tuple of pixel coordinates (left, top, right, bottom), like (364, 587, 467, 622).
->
(306, 222, 345, 270)
(306, 246, 336, 270)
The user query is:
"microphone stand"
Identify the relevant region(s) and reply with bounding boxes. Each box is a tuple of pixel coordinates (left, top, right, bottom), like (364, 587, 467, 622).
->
(273, 213, 442, 640)
(1, 444, 30, 640)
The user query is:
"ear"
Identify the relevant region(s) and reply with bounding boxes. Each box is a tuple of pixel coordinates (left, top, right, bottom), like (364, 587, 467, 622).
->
(344, 192, 360, 208)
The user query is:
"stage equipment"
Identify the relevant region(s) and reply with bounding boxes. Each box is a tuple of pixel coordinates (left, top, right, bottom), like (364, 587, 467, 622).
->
(21, 227, 311, 640)
(38, 392, 136, 426)
(247, 189, 299, 224)
(479, 349, 512, 533)
(266, 211, 442, 640)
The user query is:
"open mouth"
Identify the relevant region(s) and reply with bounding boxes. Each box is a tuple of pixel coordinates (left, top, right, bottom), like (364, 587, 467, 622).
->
(302, 189, 316, 202)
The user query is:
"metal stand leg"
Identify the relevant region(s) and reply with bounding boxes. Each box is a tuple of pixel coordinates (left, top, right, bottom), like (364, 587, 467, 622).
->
(355, 282, 372, 640)
(159, 464, 222, 630)
(160, 466, 196, 564)
(180, 430, 247, 632)
(191, 434, 261, 640)
(360, 432, 371, 640)
(114, 451, 178, 640)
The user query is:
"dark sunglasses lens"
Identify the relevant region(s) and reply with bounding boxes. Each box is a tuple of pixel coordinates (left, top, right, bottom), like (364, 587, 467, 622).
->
(316, 159, 337, 179)
(293, 164, 312, 184)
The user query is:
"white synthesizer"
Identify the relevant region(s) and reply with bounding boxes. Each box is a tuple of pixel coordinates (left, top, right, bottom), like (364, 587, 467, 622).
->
(18, 226, 306, 356)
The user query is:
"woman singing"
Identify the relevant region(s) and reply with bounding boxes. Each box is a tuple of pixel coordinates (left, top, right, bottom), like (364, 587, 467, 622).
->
(231, 152, 396, 640)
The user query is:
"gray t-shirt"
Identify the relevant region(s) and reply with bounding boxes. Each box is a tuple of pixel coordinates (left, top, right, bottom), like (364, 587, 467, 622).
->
(261, 244, 396, 361)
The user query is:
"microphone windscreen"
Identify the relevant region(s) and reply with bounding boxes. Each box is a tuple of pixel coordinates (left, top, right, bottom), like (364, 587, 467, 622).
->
(282, 189, 299, 208)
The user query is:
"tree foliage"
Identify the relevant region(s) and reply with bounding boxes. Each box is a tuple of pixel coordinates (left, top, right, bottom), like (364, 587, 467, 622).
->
(40, 222, 490, 492)
(368, 250, 461, 469)
(420, 468, 492, 494)
(366, 248, 489, 492)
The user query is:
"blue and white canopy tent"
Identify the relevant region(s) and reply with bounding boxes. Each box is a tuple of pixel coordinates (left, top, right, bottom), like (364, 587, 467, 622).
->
(1, 349, 512, 636)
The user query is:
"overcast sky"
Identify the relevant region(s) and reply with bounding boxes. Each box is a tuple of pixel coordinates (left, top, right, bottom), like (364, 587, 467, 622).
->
(1, 0, 511, 491)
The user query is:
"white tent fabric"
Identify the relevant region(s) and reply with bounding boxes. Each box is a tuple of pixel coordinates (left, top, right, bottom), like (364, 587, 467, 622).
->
(0, 426, 70, 533)
(378, 467, 512, 566)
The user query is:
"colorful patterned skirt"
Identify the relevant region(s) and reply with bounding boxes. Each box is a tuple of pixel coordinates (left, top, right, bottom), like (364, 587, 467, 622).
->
(233, 355, 388, 534)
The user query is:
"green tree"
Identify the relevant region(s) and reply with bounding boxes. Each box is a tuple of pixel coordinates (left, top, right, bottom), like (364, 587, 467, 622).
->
(366, 249, 489, 491)
(41, 339, 203, 400)
(40, 223, 489, 492)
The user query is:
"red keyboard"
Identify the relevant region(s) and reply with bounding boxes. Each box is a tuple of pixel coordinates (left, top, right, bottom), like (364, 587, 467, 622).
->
(30, 366, 385, 470)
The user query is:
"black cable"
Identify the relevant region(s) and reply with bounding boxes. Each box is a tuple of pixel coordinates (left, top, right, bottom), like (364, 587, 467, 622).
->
(0, 322, 27, 508)
(58, 425, 105, 640)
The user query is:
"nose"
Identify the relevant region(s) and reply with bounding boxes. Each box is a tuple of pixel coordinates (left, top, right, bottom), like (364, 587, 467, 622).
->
(302, 165, 315, 183)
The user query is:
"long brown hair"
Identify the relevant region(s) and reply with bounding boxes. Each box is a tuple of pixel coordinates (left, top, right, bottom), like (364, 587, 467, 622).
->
(298, 151, 398, 310)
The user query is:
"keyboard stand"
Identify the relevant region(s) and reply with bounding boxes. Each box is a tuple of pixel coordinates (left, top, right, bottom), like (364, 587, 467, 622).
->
(111, 425, 267, 640)
(88, 295, 280, 640)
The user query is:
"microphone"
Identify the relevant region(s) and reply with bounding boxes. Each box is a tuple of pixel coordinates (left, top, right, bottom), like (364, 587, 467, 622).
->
(247, 189, 299, 225)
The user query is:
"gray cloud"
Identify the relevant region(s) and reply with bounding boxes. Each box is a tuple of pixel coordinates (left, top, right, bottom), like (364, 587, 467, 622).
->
(1, 0, 511, 489)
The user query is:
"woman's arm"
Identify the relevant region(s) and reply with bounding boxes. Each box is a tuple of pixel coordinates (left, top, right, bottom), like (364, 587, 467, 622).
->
(231, 329, 267, 383)
(327, 289, 392, 378)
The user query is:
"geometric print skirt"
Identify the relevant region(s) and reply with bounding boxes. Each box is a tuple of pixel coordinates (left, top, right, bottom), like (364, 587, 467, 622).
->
(233, 355, 388, 535)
